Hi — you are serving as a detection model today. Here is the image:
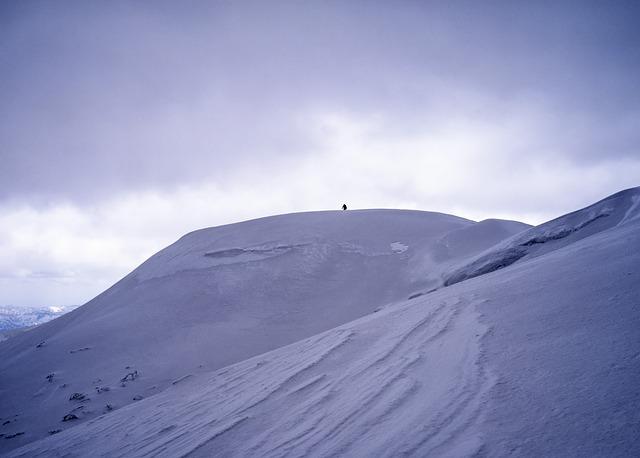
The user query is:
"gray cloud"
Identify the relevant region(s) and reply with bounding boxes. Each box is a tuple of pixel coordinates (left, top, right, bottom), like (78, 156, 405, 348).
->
(1, 1, 639, 203)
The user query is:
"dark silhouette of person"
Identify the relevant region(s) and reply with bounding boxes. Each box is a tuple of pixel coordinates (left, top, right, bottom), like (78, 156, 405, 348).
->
(342, 203, 347, 210)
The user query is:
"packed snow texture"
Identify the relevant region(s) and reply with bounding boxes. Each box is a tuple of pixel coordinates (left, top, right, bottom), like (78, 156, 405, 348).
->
(2, 188, 640, 457)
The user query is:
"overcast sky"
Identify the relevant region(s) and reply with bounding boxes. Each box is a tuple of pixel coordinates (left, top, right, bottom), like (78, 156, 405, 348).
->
(1, 0, 639, 307)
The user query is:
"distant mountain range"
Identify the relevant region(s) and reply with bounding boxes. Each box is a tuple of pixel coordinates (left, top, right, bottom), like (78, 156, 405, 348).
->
(0, 305, 77, 336)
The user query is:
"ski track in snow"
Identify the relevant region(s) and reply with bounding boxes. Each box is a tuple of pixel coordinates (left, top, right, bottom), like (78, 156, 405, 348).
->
(7, 293, 493, 458)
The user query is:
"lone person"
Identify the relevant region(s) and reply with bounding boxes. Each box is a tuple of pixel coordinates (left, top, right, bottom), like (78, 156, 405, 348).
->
(342, 203, 347, 211)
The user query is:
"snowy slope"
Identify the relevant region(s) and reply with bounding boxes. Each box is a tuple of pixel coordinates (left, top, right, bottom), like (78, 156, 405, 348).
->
(444, 188, 640, 285)
(0, 210, 529, 453)
(6, 187, 640, 457)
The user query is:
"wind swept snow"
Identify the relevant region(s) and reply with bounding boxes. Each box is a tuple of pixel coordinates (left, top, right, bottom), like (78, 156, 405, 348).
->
(7, 291, 494, 457)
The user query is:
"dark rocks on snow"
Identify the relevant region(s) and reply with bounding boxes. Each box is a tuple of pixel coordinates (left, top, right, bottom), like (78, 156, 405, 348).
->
(120, 370, 139, 382)
(62, 414, 79, 422)
(69, 392, 87, 402)
(36, 341, 46, 348)
(48, 429, 61, 435)
(132, 395, 144, 401)
(4, 432, 25, 439)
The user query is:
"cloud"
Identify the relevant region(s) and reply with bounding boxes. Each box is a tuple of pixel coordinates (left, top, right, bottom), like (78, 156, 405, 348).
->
(1, 1, 639, 305)
(1, 1, 639, 202)
(2, 106, 639, 306)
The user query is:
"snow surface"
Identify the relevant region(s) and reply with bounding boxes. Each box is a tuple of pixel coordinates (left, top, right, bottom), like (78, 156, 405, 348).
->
(2, 188, 640, 457)
(0, 210, 528, 454)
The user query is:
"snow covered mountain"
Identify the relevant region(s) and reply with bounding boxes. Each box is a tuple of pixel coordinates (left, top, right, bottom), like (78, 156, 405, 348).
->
(0, 210, 528, 453)
(2, 188, 639, 456)
(0, 306, 77, 335)
(0, 306, 78, 345)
